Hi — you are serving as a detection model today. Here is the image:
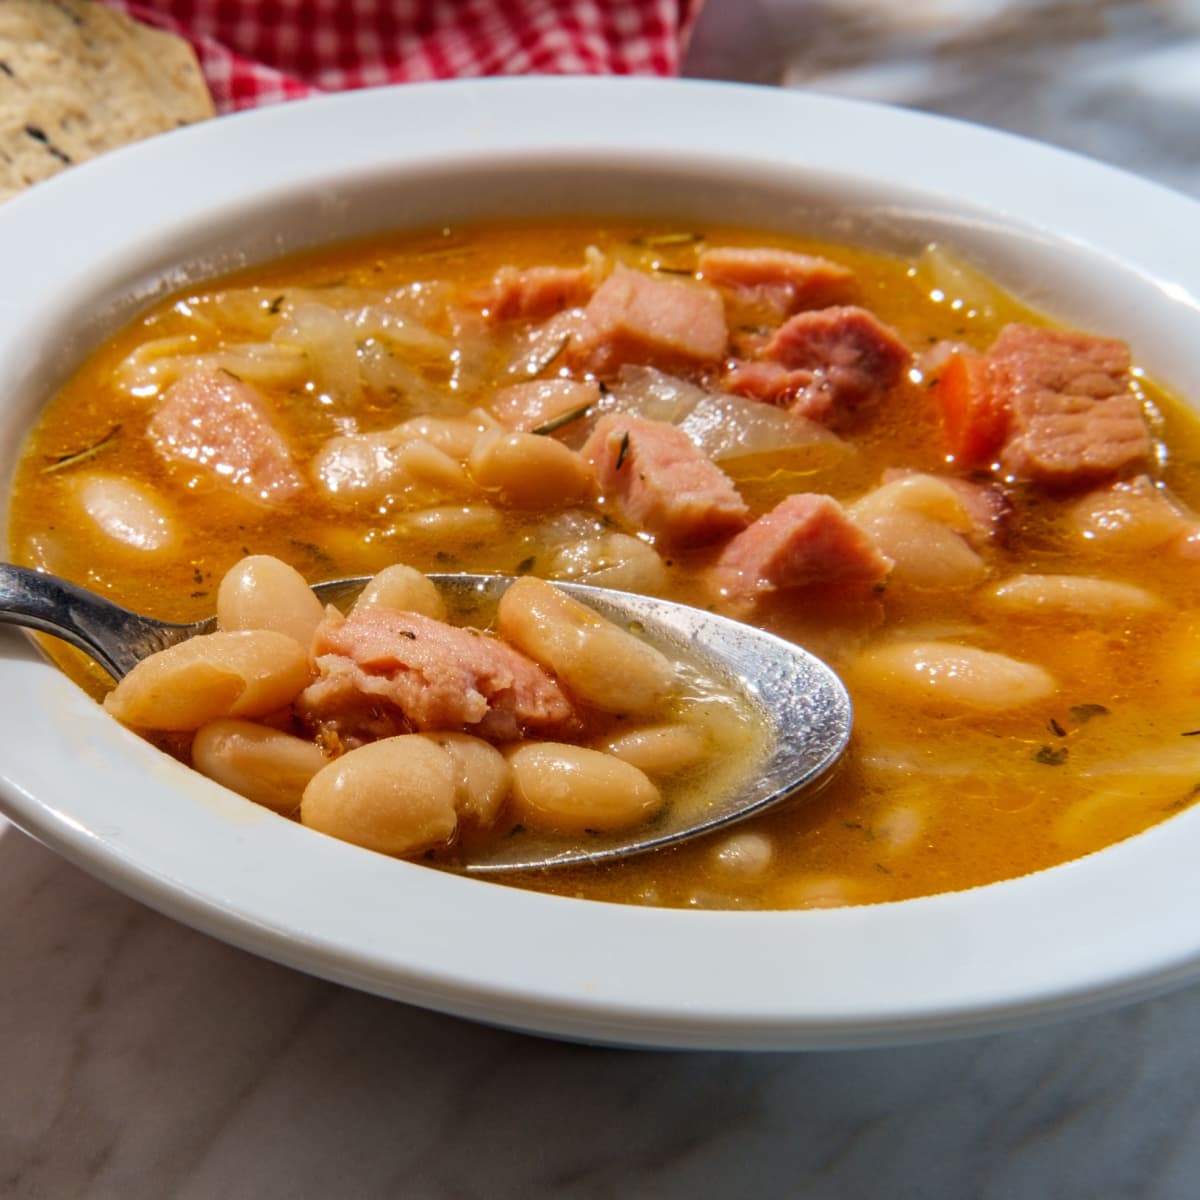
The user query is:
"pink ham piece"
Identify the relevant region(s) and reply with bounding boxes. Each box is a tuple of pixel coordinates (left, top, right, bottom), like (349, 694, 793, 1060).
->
(988, 325, 1150, 485)
(148, 368, 304, 506)
(567, 264, 727, 376)
(710, 493, 892, 605)
(728, 305, 911, 424)
(698, 246, 856, 319)
(477, 264, 593, 322)
(582, 412, 749, 545)
(297, 607, 580, 748)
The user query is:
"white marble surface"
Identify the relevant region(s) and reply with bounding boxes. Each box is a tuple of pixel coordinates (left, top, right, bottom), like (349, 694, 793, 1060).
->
(6, 3, 1200, 1196)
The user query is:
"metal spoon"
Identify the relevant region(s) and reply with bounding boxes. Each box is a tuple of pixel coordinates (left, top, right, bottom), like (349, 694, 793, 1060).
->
(0, 562, 852, 873)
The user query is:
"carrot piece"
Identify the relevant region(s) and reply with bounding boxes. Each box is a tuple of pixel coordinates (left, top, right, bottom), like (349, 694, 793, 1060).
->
(934, 349, 1007, 467)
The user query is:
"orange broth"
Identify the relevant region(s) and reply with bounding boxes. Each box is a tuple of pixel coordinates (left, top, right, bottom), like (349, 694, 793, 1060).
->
(10, 219, 1200, 909)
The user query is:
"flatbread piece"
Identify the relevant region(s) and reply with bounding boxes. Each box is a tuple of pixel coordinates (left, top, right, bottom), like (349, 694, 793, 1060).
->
(0, 0, 214, 202)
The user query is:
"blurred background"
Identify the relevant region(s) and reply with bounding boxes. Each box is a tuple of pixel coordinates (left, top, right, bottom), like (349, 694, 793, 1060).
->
(685, 0, 1200, 196)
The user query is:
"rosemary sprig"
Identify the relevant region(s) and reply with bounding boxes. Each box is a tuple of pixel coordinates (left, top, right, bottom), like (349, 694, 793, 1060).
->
(531, 402, 592, 436)
(41, 425, 121, 474)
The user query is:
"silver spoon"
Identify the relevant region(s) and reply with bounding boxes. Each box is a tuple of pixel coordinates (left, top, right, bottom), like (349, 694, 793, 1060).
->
(0, 562, 851, 873)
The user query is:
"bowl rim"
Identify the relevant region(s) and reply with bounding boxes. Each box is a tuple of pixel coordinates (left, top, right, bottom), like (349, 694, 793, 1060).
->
(2, 76, 1200, 1050)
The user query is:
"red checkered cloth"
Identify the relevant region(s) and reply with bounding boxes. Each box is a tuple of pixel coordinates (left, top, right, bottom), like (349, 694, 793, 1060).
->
(100, 0, 702, 114)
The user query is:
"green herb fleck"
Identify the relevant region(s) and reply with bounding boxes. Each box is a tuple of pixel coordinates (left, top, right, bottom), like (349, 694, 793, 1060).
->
(1048, 717, 1067, 738)
(1069, 703, 1109, 724)
(615, 431, 631, 470)
(265, 294, 285, 315)
(1034, 745, 1069, 766)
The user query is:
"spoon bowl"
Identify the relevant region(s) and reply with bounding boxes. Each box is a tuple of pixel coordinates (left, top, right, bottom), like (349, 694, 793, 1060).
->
(0, 563, 852, 872)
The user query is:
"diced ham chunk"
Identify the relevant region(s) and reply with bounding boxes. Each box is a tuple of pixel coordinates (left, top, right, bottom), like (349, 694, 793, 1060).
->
(711, 493, 892, 604)
(148, 368, 304, 506)
(487, 379, 601, 433)
(567, 264, 727, 375)
(989, 325, 1150, 485)
(698, 246, 856, 319)
(722, 359, 818, 409)
(581, 413, 749, 545)
(724, 306, 910, 424)
(477, 265, 592, 322)
(933, 326, 1150, 486)
(297, 607, 580, 748)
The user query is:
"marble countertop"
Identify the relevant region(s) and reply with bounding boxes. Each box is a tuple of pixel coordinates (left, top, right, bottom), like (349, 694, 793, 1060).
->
(6, 2, 1200, 1196)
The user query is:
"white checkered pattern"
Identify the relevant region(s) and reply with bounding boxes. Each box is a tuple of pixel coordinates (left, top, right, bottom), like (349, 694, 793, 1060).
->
(100, 0, 701, 113)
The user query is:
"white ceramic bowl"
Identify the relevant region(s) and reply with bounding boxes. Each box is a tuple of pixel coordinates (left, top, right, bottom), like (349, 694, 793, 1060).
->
(2, 78, 1199, 1051)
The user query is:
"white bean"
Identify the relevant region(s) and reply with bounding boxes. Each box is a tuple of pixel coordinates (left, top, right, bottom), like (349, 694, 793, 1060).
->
(984, 573, 1161, 618)
(850, 475, 984, 591)
(497, 576, 676, 715)
(313, 431, 470, 506)
(1050, 782, 1165, 856)
(467, 431, 593, 508)
(774, 875, 863, 909)
(597, 723, 707, 775)
(353, 564, 446, 620)
(507, 742, 662, 834)
(873, 804, 925, 854)
(103, 630, 310, 730)
(419, 732, 511, 827)
(390, 414, 494, 460)
(1069, 477, 1188, 553)
(388, 504, 504, 544)
(217, 554, 326, 644)
(192, 718, 327, 814)
(854, 640, 1056, 711)
(71, 472, 178, 556)
(301, 734, 458, 855)
(710, 831, 774, 879)
(548, 532, 669, 594)
(850, 473, 975, 529)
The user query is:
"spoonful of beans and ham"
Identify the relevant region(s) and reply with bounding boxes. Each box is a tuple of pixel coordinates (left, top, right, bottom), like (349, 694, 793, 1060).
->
(0, 560, 851, 873)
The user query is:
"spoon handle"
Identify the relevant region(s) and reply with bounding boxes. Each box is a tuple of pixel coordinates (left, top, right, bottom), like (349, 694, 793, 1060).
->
(0, 563, 187, 680)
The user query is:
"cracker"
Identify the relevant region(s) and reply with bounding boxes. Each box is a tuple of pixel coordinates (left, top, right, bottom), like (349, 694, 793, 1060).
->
(0, 0, 214, 202)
